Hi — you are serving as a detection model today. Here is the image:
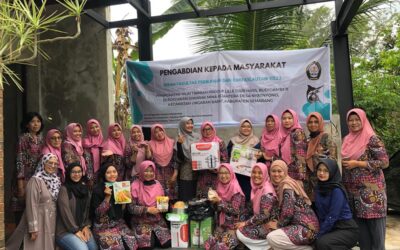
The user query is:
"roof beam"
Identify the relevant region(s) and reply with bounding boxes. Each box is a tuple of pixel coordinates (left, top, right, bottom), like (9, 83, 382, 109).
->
(126, 0, 151, 19)
(333, 0, 362, 36)
(108, 0, 334, 27)
(186, 0, 201, 17)
(85, 10, 109, 28)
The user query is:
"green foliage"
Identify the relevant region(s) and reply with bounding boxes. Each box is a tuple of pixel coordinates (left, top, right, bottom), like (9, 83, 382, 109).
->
(0, 0, 86, 90)
(351, 13, 400, 155)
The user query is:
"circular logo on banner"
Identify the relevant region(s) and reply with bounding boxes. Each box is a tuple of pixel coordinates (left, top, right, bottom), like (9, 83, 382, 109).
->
(306, 61, 321, 80)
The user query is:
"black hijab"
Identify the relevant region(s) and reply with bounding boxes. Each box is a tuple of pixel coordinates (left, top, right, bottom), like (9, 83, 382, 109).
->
(315, 158, 348, 198)
(90, 161, 123, 221)
(64, 163, 89, 228)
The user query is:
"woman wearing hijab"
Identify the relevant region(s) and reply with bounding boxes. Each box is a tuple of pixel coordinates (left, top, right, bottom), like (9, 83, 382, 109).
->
(62, 123, 87, 175)
(236, 163, 278, 250)
(91, 162, 138, 250)
(101, 123, 127, 182)
(205, 163, 245, 250)
(148, 124, 178, 201)
(279, 109, 307, 185)
(176, 117, 200, 201)
(56, 162, 98, 250)
(314, 158, 358, 250)
(196, 121, 229, 198)
(226, 119, 260, 201)
(129, 161, 171, 249)
(341, 108, 389, 250)
(305, 112, 337, 202)
(124, 125, 152, 181)
(266, 160, 319, 250)
(42, 129, 65, 182)
(260, 114, 281, 164)
(12, 112, 44, 224)
(6, 153, 61, 250)
(82, 119, 104, 184)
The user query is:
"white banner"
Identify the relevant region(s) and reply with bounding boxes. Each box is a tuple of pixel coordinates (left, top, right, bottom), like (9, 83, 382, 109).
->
(126, 47, 331, 127)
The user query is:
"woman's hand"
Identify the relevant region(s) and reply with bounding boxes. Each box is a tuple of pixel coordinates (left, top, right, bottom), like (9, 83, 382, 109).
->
(82, 226, 92, 241)
(147, 207, 160, 215)
(342, 160, 367, 170)
(266, 220, 278, 230)
(177, 134, 185, 144)
(234, 222, 246, 229)
(30, 232, 38, 241)
(75, 230, 87, 242)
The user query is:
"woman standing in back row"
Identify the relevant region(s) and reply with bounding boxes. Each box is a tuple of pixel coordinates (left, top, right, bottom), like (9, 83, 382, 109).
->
(341, 108, 389, 250)
(279, 109, 307, 186)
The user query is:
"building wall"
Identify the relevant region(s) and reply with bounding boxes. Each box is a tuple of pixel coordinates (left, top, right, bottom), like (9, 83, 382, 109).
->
(26, 7, 114, 131)
(1, 7, 114, 247)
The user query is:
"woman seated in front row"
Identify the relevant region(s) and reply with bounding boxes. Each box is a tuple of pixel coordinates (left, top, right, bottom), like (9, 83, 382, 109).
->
(91, 162, 138, 250)
(266, 160, 319, 250)
(313, 158, 358, 250)
(129, 161, 171, 250)
(205, 163, 246, 250)
(56, 162, 98, 250)
(236, 163, 278, 250)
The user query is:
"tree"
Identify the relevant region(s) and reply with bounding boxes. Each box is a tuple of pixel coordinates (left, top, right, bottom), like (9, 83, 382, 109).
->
(351, 12, 400, 156)
(0, 0, 87, 90)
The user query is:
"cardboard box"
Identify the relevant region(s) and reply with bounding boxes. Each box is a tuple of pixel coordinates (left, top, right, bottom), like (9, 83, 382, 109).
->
(191, 142, 220, 170)
(167, 213, 189, 248)
(230, 145, 259, 176)
(171, 220, 189, 248)
(190, 217, 214, 248)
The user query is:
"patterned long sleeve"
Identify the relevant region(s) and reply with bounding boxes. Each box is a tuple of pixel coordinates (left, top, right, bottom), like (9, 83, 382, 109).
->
(277, 189, 296, 228)
(246, 193, 276, 226)
(95, 199, 112, 218)
(288, 129, 307, 181)
(219, 141, 229, 163)
(128, 198, 147, 216)
(365, 136, 389, 170)
(218, 193, 244, 217)
(83, 149, 94, 181)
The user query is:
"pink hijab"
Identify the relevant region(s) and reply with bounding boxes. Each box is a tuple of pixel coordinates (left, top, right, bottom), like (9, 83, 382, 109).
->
(131, 161, 164, 207)
(64, 123, 86, 172)
(271, 160, 311, 205)
(280, 109, 303, 164)
(216, 163, 244, 224)
(261, 114, 282, 157)
(250, 163, 276, 214)
(148, 124, 174, 167)
(82, 119, 103, 174)
(102, 123, 126, 156)
(199, 121, 223, 143)
(341, 108, 376, 160)
(42, 129, 65, 179)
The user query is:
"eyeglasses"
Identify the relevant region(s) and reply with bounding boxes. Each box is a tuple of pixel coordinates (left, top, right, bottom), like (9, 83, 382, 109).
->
(202, 127, 212, 131)
(46, 162, 59, 167)
(71, 170, 82, 175)
(50, 136, 62, 141)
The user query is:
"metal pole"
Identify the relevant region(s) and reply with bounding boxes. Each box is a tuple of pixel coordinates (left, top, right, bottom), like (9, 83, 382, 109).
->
(331, 21, 353, 137)
(137, 0, 153, 61)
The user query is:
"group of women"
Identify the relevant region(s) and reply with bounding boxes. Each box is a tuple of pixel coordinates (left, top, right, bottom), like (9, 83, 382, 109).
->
(6, 107, 388, 250)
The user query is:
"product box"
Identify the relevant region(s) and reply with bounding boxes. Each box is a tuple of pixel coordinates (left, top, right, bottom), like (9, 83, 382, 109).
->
(230, 145, 259, 176)
(167, 213, 189, 248)
(113, 181, 132, 204)
(191, 142, 220, 170)
(190, 217, 214, 248)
